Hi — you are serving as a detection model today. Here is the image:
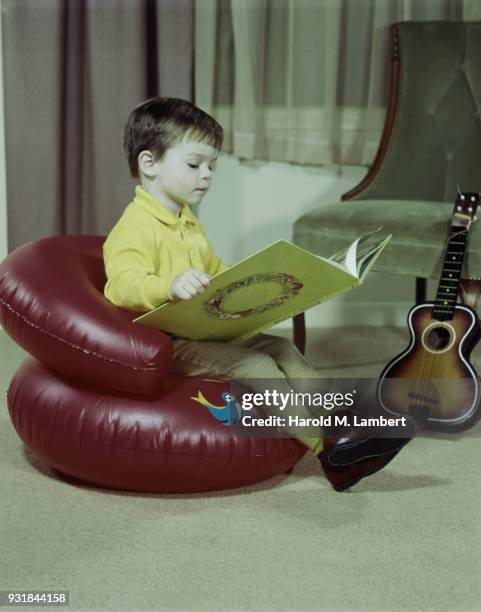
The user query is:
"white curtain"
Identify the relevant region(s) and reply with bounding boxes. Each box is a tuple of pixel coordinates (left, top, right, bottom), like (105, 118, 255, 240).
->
(195, 0, 481, 166)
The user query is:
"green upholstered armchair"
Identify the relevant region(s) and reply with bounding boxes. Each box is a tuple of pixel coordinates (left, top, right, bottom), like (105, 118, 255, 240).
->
(292, 21, 481, 353)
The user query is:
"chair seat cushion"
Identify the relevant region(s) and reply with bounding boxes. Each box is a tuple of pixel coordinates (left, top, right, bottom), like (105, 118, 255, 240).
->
(7, 358, 306, 493)
(0, 235, 173, 395)
(293, 199, 481, 280)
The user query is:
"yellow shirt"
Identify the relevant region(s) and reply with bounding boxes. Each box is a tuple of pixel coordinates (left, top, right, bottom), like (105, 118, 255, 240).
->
(103, 185, 229, 311)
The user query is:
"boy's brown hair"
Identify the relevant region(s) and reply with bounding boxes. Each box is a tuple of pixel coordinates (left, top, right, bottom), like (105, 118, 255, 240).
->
(123, 97, 223, 178)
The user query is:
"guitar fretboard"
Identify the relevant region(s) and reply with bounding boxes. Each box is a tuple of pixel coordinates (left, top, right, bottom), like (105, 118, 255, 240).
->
(432, 226, 468, 321)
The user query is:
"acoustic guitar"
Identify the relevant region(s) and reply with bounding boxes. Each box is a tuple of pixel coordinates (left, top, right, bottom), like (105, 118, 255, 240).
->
(377, 192, 481, 432)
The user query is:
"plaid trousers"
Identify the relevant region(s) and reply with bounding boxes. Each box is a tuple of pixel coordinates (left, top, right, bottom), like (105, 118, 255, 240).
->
(171, 333, 324, 454)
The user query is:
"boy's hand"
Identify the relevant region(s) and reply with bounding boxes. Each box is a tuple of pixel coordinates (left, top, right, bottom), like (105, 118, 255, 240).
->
(169, 269, 210, 300)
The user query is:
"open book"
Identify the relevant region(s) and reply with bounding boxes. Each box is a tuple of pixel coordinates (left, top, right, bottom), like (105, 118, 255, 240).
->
(133, 229, 391, 342)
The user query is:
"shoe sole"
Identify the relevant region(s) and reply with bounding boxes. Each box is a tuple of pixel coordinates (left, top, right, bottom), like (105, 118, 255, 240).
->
(326, 418, 416, 468)
(332, 449, 401, 492)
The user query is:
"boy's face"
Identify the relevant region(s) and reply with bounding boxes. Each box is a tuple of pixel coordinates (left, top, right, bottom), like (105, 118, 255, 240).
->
(143, 139, 218, 208)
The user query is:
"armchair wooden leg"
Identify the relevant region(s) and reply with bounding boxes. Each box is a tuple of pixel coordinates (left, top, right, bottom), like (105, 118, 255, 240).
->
(416, 277, 426, 304)
(293, 312, 306, 355)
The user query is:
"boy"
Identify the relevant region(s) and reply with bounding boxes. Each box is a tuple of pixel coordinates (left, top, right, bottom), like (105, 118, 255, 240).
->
(103, 97, 416, 492)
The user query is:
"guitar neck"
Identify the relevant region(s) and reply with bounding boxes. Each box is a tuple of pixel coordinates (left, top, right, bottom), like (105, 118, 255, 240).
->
(432, 224, 469, 321)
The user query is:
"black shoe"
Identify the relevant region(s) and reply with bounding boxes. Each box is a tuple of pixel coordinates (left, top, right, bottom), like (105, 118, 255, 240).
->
(319, 410, 416, 491)
(319, 449, 401, 492)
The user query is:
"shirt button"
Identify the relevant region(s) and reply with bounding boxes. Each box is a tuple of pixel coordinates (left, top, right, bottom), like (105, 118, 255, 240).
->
(189, 249, 194, 256)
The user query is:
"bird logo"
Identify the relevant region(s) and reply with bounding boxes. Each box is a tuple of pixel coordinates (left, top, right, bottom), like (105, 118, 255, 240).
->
(190, 391, 241, 425)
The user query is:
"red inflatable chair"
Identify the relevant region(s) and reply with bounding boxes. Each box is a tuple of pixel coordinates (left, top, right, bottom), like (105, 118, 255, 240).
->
(0, 236, 306, 493)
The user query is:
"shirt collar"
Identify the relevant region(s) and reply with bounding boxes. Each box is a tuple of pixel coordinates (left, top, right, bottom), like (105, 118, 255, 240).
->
(133, 185, 198, 225)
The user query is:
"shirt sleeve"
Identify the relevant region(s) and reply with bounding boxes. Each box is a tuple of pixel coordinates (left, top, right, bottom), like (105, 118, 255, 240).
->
(103, 222, 175, 312)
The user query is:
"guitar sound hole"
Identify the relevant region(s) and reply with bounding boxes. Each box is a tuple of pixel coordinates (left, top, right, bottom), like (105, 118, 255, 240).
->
(425, 326, 451, 351)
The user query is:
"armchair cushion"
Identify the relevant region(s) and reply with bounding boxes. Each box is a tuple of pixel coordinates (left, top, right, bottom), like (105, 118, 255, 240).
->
(293, 199, 481, 280)
(0, 235, 173, 395)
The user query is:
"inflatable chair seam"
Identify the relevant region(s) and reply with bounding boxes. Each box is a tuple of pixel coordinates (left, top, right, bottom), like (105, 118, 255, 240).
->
(8, 403, 299, 458)
(0, 297, 161, 374)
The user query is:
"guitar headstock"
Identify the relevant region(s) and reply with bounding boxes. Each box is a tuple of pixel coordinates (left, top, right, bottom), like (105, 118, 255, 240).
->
(453, 192, 479, 229)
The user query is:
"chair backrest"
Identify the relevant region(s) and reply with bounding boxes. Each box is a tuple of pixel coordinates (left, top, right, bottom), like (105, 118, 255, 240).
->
(344, 21, 481, 203)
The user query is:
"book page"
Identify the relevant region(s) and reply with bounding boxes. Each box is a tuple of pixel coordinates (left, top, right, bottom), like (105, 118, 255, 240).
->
(343, 238, 361, 277)
(329, 227, 386, 278)
(357, 234, 392, 281)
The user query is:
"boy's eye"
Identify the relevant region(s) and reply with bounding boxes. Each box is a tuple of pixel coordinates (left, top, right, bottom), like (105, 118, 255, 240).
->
(187, 161, 217, 171)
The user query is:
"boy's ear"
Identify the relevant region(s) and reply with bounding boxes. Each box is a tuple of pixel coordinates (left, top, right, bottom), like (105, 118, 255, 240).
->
(138, 150, 156, 178)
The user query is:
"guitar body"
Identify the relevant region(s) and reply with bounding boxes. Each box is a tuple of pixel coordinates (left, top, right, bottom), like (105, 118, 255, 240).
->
(377, 302, 481, 431)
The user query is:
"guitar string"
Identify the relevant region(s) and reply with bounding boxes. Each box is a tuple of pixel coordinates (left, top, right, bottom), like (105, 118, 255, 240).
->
(417, 227, 465, 417)
(415, 225, 468, 421)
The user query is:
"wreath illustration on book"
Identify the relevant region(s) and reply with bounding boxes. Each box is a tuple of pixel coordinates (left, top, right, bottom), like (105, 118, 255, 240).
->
(204, 272, 304, 319)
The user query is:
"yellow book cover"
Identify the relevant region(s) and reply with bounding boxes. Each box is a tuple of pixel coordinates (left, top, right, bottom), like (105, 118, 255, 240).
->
(133, 229, 391, 342)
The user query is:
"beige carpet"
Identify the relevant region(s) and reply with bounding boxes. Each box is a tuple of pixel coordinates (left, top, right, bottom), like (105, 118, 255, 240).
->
(1, 327, 480, 612)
